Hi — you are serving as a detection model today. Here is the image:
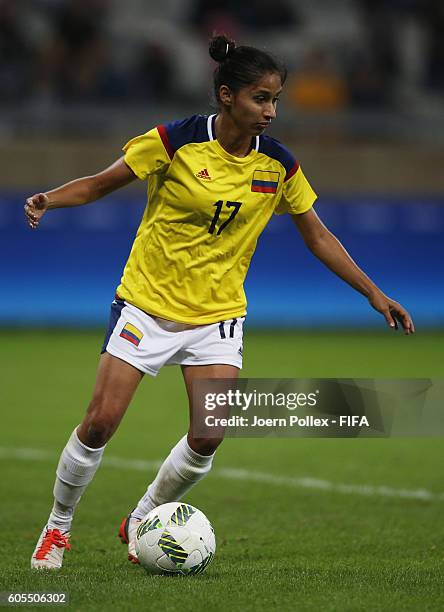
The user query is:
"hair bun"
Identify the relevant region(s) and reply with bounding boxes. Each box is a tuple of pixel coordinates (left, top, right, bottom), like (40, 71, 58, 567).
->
(209, 35, 236, 63)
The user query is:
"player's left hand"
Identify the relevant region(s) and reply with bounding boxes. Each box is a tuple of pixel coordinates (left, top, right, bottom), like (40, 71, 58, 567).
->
(24, 193, 49, 229)
(368, 291, 415, 335)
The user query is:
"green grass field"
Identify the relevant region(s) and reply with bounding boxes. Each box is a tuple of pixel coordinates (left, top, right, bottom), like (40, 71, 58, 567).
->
(1, 330, 443, 611)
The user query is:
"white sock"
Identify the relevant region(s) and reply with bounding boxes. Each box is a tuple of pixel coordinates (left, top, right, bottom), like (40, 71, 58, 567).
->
(47, 501, 74, 533)
(47, 427, 106, 532)
(132, 435, 214, 520)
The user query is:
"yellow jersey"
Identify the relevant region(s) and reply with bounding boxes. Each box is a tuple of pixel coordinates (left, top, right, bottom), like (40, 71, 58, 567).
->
(117, 114, 317, 324)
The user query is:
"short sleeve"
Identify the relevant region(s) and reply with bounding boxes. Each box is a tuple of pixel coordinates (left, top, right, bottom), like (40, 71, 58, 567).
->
(275, 167, 317, 215)
(122, 127, 171, 180)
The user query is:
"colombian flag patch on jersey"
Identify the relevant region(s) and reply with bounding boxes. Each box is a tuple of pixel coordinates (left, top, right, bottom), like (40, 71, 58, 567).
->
(120, 322, 143, 347)
(251, 170, 280, 194)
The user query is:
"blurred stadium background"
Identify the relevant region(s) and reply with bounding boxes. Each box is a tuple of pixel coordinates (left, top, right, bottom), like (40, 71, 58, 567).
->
(1, 0, 443, 328)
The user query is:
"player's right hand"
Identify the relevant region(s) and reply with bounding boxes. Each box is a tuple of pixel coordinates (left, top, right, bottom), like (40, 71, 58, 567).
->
(24, 193, 49, 229)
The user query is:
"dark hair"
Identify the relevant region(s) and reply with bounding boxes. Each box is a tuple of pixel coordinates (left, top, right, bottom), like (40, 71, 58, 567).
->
(209, 34, 287, 104)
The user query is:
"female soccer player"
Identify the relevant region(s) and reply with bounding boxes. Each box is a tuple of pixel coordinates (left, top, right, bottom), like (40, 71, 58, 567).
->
(26, 35, 414, 569)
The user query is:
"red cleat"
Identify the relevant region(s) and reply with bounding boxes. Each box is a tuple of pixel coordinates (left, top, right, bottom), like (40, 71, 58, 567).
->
(118, 514, 142, 564)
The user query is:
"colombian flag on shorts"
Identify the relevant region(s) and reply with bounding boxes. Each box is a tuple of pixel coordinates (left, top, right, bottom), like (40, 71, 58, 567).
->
(251, 170, 280, 194)
(120, 322, 143, 347)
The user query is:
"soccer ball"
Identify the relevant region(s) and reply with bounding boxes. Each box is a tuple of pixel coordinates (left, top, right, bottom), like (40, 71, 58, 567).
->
(135, 502, 216, 575)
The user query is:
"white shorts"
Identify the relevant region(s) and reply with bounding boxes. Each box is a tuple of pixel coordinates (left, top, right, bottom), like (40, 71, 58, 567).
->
(101, 298, 244, 376)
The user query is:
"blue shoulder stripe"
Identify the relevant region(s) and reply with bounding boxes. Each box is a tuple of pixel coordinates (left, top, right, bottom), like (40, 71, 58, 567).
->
(258, 135, 299, 180)
(163, 115, 210, 157)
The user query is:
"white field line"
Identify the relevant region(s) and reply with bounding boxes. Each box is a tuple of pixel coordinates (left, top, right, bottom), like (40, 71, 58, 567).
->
(0, 446, 443, 502)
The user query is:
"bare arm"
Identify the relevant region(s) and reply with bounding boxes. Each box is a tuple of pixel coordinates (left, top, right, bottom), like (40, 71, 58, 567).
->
(24, 157, 137, 229)
(292, 208, 415, 334)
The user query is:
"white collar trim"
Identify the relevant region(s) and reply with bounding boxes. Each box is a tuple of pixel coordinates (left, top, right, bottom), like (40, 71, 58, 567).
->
(207, 114, 216, 140)
(207, 114, 260, 151)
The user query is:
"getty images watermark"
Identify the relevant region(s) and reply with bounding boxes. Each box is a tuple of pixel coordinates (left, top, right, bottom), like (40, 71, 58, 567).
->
(192, 379, 444, 438)
(203, 388, 368, 429)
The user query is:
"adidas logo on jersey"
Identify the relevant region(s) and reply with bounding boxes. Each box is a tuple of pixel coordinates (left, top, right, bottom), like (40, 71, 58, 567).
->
(196, 168, 212, 180)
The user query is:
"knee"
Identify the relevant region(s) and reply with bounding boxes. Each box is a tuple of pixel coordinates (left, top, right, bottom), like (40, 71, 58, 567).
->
(188, 435, 223, 456)
(81, 419, 112, 448)
(79, 395, 116, 447)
